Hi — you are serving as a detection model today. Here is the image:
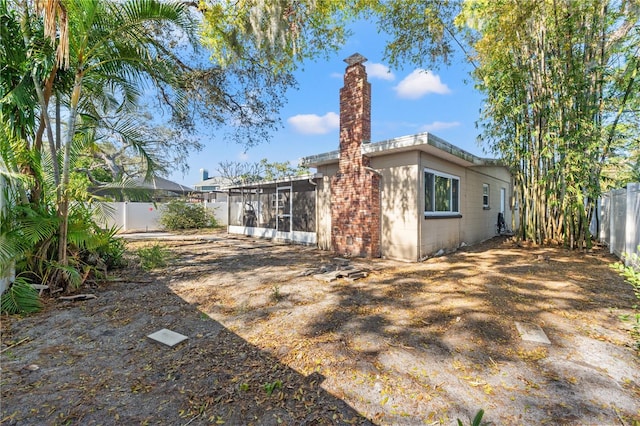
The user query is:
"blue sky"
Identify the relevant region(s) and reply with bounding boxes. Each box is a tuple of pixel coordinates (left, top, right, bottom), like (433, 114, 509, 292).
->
(168, 20, 486, 187)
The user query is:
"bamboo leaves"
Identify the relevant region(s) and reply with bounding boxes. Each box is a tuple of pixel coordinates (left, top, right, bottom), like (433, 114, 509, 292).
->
(459, 0, 640, 247)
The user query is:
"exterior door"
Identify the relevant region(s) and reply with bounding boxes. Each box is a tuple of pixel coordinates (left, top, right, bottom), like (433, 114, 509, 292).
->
(276, 186, 292, 233)
(500, 188, 506, 214)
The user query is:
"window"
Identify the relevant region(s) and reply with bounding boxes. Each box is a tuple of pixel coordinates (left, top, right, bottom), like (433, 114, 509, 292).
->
(482, 183, 490, 209)
(424, 169, 460, 215)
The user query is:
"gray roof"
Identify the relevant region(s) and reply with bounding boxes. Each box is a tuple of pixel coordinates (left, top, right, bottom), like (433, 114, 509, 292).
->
(222, 173, 323, 190)
(301, 132, 500, 168)
(133, 176, 195, 193)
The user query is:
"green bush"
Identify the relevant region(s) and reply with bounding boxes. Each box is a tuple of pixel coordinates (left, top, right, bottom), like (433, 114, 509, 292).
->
(136, 243, 170, 271)
(611, 247, 640, 350)
(159, 201, 216, 230)
(82, 224, 127, 270)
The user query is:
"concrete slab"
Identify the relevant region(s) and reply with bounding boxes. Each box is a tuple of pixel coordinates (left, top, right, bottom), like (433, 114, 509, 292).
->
(515, 321, 551, 344)
(147, 328, 188, 347)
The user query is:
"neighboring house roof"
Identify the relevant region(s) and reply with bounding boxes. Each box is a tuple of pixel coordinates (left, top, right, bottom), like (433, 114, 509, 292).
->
(132, 176, 195, 194)
(90, 176, 195, 200)
(301, 131, 501, 168)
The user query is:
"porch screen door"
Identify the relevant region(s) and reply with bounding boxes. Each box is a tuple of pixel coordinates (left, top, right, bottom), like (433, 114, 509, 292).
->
(276, 187, 292, 232)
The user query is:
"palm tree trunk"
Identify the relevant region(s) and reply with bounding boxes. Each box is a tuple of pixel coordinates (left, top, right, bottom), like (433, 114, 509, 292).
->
(57, 73, 83, 284)
(20, 2, 60, 201)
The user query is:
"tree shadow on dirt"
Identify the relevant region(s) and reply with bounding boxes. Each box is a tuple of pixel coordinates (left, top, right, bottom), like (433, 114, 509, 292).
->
(0, 274, 372, 426)
(299, 238, 639, 424)
(121, 234, 639, 424)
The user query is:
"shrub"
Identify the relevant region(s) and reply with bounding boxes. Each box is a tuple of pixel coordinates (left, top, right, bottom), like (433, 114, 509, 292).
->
(83, 224, 127, 270)
(159, 200, 216, 230)
(611, 247, 640, 350)
(136, 243, 170, 271)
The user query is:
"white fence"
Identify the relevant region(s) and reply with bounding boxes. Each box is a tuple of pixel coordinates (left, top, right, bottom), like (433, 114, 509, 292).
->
(599, 183, 640, 266)
(203, 201, 228, 226)
(96, 201, 228, 232)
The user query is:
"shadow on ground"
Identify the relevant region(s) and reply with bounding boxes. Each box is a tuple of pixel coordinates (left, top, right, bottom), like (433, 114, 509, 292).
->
(0, 269, 372, 425)
(3, 233, 638, 425)
(159, 234, 640, 425)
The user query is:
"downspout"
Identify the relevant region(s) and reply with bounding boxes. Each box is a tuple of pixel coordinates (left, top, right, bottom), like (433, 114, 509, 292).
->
(417, 153, 423, 261)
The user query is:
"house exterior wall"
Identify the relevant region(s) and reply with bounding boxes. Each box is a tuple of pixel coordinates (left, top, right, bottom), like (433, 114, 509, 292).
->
(314, 153, 513, 261)
(316, 173, 333, 250)
(419, 153, 513, 258)
(419, 154, 465, 257)
(461, 166, 513, 245)
(370, 152, 420, 261)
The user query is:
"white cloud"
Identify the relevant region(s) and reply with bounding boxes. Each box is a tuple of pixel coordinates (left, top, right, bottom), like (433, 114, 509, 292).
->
(287, 112, 339, 135)
(394, 70, 451, 99)
(420, 121, 461, 132)
(365, 63, 395, 81)
(330, 72, 343, 79)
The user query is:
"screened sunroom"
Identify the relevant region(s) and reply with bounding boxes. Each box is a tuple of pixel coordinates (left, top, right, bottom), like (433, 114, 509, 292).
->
(225, 174, 319, 245)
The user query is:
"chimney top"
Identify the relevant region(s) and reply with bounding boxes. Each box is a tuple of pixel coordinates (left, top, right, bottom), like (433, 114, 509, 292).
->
(344, 53, 367, 66)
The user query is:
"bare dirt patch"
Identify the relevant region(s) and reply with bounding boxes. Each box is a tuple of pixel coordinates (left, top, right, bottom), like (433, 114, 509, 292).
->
(2, 231, 639, 425)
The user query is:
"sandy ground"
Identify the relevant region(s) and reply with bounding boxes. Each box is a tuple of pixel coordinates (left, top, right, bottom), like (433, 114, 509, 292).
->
(1, 230, 639, 425)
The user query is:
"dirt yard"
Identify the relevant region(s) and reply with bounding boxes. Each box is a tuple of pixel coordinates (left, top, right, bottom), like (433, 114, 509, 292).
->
(1, 230, 639, 425)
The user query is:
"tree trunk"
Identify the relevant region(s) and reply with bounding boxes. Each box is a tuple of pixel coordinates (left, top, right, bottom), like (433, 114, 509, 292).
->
(56, 73, 83, 289)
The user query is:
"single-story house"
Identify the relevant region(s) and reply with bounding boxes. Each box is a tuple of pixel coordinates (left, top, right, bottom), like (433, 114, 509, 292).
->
(225, 53, 516, 262)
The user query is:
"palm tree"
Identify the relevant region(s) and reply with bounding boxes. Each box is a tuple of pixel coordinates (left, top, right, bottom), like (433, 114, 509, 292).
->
(37, 0, 196, 287)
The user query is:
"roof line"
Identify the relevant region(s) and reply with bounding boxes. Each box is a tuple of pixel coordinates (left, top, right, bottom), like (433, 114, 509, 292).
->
(221, 173, 323, 190)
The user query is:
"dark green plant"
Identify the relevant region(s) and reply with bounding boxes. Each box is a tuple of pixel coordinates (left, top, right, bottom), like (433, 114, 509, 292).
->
(136, 243, 169, 271)
(262, 380, 282, 396)
(611, 247, 640, 350)
(1, 276, 42, 314)
(159, 200, 216, 230)
(83, 224, 126, 270)
(457, 409, 486, 426)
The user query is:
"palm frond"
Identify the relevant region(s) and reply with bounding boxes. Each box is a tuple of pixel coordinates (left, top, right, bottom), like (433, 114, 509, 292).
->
(54, 261, 82, 289)
(0, 276, 42, 314)
(17, 210, 59, 246)
(89, 201, 117, 228)
(0, 231, 29, 267)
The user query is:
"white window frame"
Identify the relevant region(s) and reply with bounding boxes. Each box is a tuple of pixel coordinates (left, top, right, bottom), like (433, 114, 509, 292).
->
(424, 168, 460, 216)
(482, 183, 490, 209)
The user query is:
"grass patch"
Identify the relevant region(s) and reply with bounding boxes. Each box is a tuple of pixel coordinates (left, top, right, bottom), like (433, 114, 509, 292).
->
(136, 243, 170, 271)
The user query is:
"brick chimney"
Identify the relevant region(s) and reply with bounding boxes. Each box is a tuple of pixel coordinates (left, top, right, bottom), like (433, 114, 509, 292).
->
(330, 53, 381, 258)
